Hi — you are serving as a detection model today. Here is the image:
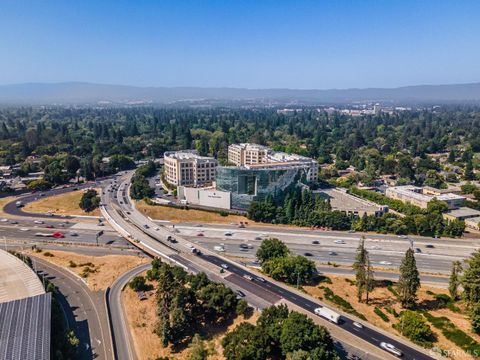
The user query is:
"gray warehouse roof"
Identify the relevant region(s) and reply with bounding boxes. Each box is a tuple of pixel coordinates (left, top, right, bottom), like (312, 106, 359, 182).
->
(0, 293, 51, 360)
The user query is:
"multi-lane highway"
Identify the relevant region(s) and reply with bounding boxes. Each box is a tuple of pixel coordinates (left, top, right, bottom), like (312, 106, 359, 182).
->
(101, 171, 435, 360)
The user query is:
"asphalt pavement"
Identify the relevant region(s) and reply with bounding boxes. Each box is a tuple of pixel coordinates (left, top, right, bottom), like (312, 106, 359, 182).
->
(33, 256, 113, 360)
(108, 263, 151, 360)
(102, 171, 435, 360)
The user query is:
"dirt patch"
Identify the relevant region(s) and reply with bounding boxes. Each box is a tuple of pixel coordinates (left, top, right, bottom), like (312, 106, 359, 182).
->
(136, 201, 251, 224)
(303, 275, 477, 359)
(24, 189, 101, 217)
(123, 278, 259, 360)
(27, 249, 148, 291)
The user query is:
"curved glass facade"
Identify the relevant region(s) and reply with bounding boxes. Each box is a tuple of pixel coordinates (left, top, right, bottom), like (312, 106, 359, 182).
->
(216, 166, 306, 210)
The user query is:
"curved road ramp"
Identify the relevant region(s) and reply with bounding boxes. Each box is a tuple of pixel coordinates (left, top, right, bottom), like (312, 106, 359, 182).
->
(0, 249, 51, 360)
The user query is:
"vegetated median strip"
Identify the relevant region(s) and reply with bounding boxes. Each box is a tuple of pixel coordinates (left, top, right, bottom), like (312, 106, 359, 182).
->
(422, 311, 480, 354)
(321, 286, 367, 321)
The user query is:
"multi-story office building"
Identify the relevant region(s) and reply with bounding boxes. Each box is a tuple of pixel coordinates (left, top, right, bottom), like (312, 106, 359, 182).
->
(227, 143, 318, 182)
(385, 185, 465, 210)
(163, 150, 217, 187)
(214, 144, 319, 210)
(228, 143, 269, 166)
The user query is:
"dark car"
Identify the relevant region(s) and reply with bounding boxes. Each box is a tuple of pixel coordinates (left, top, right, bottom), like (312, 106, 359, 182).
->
(235, 290, 246, 297)
(312, 240, 320, 244)
(304, 252, 313, 257)
(426, 244, 435, 248)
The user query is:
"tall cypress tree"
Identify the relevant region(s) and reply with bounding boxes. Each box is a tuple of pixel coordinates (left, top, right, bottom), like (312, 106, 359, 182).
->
(397, 248, 420, 309)
(449, 261, 463, 300)
(353, 237, 374, 303)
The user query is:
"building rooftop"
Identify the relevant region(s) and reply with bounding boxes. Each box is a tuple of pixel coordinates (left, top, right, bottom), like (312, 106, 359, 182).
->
(446, 207, 480, 218)
(387, 185, 465, 202)
(0, 293, 51, 360)
(164, 150, 216, 162)
(0, 250, 45, 303)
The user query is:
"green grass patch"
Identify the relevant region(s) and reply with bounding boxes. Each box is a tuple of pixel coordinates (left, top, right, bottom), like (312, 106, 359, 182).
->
(387, 285, 399, 299)
(323, 287, 367, 320)
(385, 307, 399, 318)
(374, 307, 390, 322)
(423, 312, 480, 354)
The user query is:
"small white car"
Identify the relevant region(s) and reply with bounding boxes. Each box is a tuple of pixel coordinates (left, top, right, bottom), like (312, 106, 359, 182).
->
(34, 220, 44, 224)
(19, 228, 29, 232)
(220, 263, 229, 269)
(243, 274, 253, 281)
(352, 321, 363, 329)
(334, 240, 346, 244)
(380, 342, 403, 357)
(380, 261, 392, 265)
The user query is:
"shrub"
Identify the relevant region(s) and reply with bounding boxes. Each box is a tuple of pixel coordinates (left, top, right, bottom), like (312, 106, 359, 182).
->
(43, 252, 54, 257)
(129, 276, 147, 291)
(374, 307, 389, 322)
(394, 311, 435, 347)
(68, 261, 77, 268)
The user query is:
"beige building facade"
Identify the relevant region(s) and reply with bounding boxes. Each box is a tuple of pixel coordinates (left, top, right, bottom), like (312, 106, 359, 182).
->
(164, 150, 217, 187)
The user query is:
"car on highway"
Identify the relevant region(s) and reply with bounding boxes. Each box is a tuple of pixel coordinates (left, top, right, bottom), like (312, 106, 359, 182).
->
(52, 232, 65, 239)
(224, 232, 233, 236)
(256, 276, 265, 282)
(196, 232, 204, 236)
(352, 321, 363, 329)
(312, 240, 320, 244)
(254, 236, 262, 241)
(69, 231, 79, 236)
(380, 342, 403, 357)
(304, 252, 313, 257)
(10, 221, 18, 224)
(235, 290, 246, 297)
(34, 220, 44, 224)
(238, 223, 245, 228)
(243, 274, 253, 281)
(371, 245, 381, 250)
(379, 261, 392, 265)
(415, 248, 422, 253)
(45, 213, 54, 217)
(334, 240, 346, 244)
(194, 224, 203, 227)
(239, 244, 249, 249)
(214, 245, 225, 252)
(348, 230, 356, 233)
(328, 251, 337, 256)
(426, 244, 435, 248)
(0, 218, 8, 222)
(45, 225, 54, 228)
(19, 228, 29, 231)
(220, 263, 229, 269)
(143, 224, 149, 229)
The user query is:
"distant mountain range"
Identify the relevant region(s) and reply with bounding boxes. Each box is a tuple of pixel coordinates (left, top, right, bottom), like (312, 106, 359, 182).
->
(0, 81, 480, 105)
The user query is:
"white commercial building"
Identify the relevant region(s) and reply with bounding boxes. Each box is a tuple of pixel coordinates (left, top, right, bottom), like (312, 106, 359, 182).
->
(385, 185, 465, 210)
(178, 186, 231, 210)
(164, 150, 217, 187)
(227, 143, 318, 182)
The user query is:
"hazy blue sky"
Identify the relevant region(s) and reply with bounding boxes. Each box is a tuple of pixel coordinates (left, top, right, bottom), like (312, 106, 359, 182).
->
(1, 0, 479, 89)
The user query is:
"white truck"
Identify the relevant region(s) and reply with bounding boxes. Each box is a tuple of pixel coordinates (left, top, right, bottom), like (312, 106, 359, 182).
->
(314, 306, 341, 324)
(214, 245, 225, 252)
